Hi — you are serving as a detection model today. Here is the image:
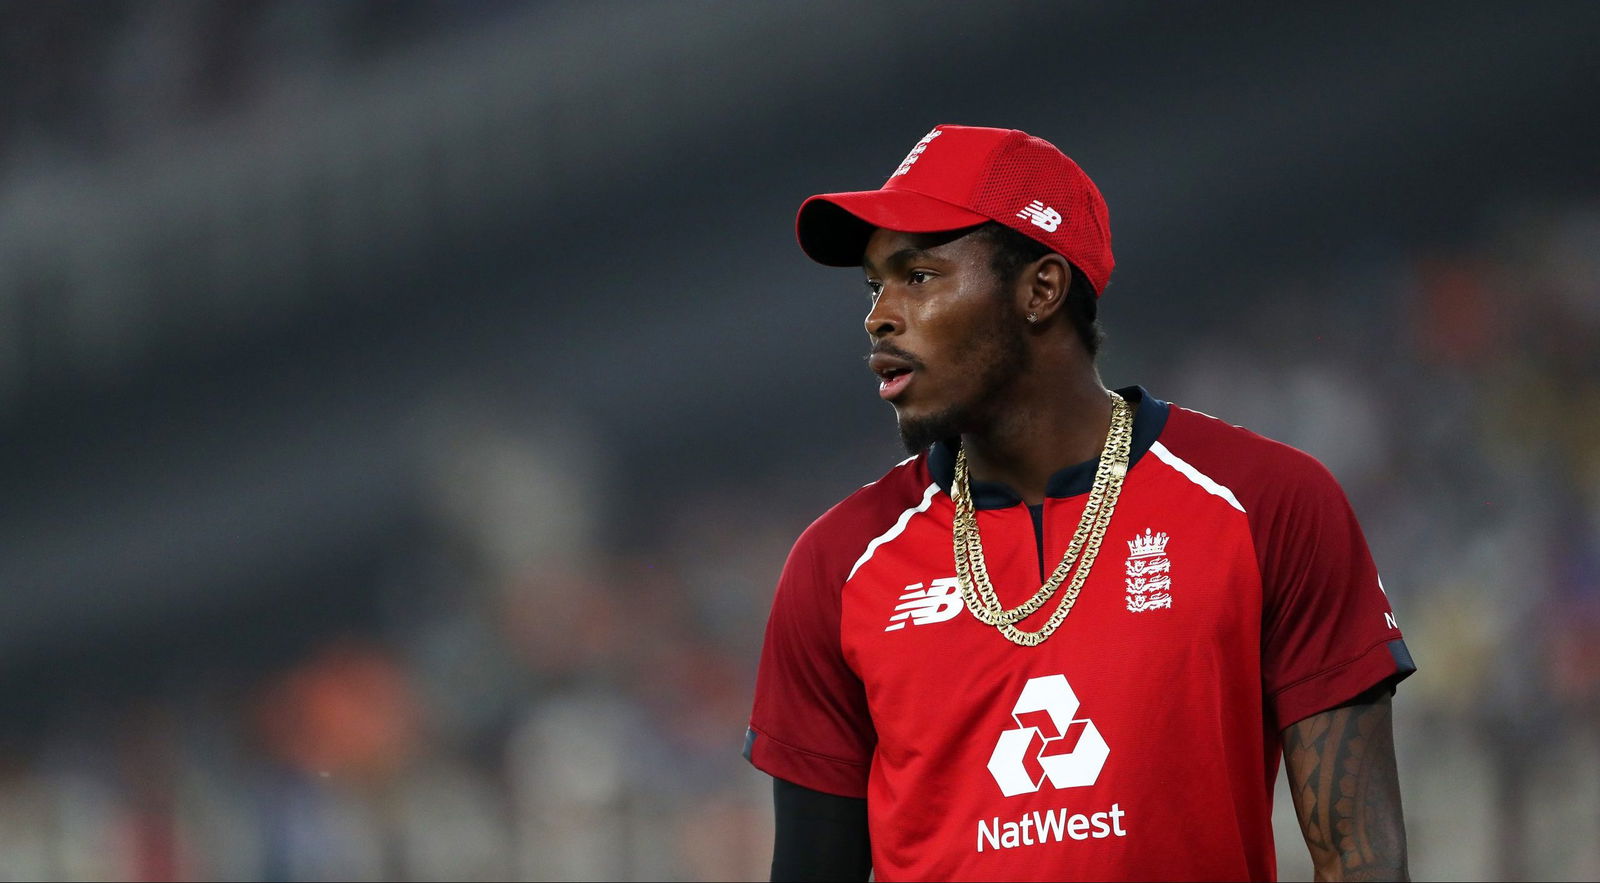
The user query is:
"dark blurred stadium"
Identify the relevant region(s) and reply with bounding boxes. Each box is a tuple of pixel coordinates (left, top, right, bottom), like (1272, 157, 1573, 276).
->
(1, 1, 1597, 879)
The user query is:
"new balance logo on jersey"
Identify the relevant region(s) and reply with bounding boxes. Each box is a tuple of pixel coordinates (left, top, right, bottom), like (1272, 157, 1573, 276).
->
(1016, 199, 1061, 232)
(987, 674, 1109, 797)
(884, 577, 962, 631)
(1378, 575, 1399, 630)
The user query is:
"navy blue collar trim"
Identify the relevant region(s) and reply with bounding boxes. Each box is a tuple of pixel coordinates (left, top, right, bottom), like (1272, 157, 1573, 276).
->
(927, 386, 1170, 510)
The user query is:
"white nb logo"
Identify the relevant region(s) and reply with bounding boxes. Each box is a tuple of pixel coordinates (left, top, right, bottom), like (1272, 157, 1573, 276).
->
(1016, 200, 1062, 232)
(884, 577, 963, 631)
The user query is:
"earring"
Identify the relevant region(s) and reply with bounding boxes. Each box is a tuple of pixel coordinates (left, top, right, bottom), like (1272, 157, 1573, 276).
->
(1027, 312, 1038, 323)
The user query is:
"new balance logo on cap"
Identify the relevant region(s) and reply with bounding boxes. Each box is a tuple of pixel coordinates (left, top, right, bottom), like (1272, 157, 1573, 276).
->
(1017, 200, 1062, 233)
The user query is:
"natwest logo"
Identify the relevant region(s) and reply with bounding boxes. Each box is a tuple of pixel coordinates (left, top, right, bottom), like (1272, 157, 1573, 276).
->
(987, 674, 1109, 797)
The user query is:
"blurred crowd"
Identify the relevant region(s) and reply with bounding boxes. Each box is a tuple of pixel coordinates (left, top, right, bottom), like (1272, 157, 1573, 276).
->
(0, 199, 1594, 881)
(0, 1, 505, 185)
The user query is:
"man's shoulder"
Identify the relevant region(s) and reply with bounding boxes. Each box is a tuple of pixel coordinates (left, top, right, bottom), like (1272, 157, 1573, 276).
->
(790, 452, 936, 576)
(1156, 401, 1349, 512)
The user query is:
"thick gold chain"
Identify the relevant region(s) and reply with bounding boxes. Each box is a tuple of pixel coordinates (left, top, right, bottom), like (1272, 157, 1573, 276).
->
(953, 390, 1133, 647)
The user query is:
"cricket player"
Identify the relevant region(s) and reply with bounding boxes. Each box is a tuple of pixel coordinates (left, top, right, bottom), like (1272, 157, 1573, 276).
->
(745, 124, 1414, 881)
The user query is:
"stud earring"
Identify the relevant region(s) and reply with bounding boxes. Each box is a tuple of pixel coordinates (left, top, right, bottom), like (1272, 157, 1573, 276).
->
(1027, 312, 1038, 323)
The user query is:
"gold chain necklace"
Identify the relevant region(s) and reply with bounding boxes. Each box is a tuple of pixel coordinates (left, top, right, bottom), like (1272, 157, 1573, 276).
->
(953, 390, 1133, 647)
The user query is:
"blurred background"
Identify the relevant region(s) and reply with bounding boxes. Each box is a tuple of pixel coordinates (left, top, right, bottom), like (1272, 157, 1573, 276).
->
(1, 1, 1597, 880)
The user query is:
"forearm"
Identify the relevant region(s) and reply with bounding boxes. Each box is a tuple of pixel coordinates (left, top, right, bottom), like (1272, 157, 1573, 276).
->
(1284, 691, 1410, 882)
(771, 777, 872, 882)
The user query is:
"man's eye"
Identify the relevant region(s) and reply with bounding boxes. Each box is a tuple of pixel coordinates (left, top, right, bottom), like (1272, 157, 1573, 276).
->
(865, 280, 883, 299)
(908, 270, 931, 285)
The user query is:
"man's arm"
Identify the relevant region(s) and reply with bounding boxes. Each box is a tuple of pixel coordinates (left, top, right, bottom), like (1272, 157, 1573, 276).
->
(1283, 688, 1409, 882)
(770, 778, 871, 882)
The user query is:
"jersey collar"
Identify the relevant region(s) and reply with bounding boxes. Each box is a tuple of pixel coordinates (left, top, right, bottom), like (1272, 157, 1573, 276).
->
(926, 386, 1170, 509)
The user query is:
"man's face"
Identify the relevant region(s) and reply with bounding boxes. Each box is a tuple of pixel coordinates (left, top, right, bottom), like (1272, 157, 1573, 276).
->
(862, 227, 1028, 453)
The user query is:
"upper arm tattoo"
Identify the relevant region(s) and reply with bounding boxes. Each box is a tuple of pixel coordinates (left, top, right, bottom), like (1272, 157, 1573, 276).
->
(1283, 691, 1409, 882)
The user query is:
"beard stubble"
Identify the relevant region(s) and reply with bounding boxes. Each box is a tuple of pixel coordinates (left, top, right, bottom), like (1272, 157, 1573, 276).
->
(896, 305, 1029, 454)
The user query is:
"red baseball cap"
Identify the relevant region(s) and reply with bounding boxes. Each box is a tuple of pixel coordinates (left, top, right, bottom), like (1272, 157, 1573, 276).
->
(796, 124, 1114, 295)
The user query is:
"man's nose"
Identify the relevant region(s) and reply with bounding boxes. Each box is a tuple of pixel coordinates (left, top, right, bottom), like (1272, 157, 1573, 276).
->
(864, 293, 903, 338)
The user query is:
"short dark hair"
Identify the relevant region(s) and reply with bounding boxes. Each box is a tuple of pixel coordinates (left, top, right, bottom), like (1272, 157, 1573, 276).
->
(971, 221, 1104, 358)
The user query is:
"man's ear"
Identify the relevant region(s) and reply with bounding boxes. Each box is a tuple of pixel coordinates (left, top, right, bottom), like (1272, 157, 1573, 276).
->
(1021, 253, 1072, 323)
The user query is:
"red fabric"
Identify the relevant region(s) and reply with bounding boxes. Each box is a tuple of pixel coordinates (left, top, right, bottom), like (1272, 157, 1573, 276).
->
(796, 124, 1115, 294)
(747, 463, 926, 797)
(747, 399, 1410, 882)
(1157, 405, 1409, 729)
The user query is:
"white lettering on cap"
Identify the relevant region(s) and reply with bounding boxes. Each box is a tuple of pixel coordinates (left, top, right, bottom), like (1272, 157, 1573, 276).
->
(891, 128, 943, 178)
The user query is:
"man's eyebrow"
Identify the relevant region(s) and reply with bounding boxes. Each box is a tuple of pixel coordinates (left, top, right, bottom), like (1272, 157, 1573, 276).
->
(863, 247, 937, 275)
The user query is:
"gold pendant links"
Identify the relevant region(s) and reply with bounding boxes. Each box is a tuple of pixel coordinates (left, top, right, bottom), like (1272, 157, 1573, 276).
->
(953, 390, 1133, 647)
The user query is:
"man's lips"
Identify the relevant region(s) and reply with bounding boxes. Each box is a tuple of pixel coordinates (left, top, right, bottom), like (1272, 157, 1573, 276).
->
(878, 370, 914, 400)
(868, 351, 919, 401)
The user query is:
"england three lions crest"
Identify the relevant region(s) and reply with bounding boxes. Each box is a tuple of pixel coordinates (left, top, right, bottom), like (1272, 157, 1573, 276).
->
(1124, 529, 1172, 613)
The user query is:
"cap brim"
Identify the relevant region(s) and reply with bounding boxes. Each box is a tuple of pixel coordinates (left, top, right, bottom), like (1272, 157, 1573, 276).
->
(796, 189, 992, 267)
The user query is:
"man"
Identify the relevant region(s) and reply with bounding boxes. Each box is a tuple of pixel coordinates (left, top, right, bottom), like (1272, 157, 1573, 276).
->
(744, 124, 1416, 882)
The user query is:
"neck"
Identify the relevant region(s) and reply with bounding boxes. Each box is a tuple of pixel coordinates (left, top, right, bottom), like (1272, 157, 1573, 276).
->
(960, 365, 1114, 507)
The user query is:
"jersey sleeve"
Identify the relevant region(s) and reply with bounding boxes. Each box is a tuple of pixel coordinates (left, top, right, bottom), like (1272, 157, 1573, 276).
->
(1255, 454, 1416, 730)
(745, 522, 876, 798)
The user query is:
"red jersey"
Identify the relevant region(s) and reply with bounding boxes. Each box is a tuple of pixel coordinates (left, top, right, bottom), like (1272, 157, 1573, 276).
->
(745, 388, 1415, 882)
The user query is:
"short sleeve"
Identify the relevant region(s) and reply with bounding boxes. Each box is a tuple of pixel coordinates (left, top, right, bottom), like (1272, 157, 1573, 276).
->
(745, 525, 876, 798)
(1256, 457, 1416, 730)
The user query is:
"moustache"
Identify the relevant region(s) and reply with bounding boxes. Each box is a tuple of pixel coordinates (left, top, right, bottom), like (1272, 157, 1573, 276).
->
(866, 342, 926, 371)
